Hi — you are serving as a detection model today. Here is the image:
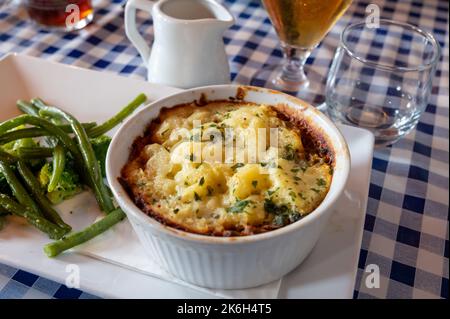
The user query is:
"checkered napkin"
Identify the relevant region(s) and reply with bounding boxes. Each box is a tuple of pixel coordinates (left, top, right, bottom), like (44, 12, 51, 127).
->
(0, 0, 448, 299)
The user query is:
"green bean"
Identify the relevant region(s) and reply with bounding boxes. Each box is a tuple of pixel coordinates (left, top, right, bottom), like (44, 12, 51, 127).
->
(30, 98, 47, 110)
(32, 99, 59, 146)
(16, 160, 71, 233)
(2, 122, 97, 137)
(17, 146, 54, 159)
(11, 117, 95, 192)
(0, 193, 66, 239)
(44, 208, 126, 257)
(0, 115, 93, 216)
(0, 149, 16, 164)
(88, 93, 147, 138)
(16, 99, 93, 146)
(0, 160, 42, 216)
(32, 98, 64, 147)
(0, 123, 97, 144)
(39, 108, 114, 212)
(17, 100, 39, 116)
(0, 128, 48, 145)
(62, 123, 99, 132)
(0, 115, 82, 160)
(1, 116, 96, 201)
(0, 120, 96, 135)
(48, 144, 65, 192)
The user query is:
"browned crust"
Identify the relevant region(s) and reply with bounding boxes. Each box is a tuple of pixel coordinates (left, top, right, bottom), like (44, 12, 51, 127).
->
(120, 99, 334, 237)
(272, 103, 335, 165)
(235, 87, 246, 100)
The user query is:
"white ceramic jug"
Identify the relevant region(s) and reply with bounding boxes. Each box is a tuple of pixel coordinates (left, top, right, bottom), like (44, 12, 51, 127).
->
(125, 0, 234, 89)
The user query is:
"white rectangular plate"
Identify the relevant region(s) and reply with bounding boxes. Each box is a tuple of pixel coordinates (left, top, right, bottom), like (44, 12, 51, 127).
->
(0, 54, 374, 299)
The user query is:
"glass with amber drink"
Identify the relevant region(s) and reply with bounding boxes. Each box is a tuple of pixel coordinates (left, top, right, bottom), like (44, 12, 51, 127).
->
(252, 0, 352, 92)
(24, 0, 94, 31)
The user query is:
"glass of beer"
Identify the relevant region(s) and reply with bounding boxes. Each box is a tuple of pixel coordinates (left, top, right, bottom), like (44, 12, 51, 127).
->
(252, 0, 352, 92)
(24, 0, 94, 31)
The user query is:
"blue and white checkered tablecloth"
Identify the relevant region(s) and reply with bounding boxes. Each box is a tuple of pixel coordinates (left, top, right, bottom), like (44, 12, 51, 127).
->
(0, 0, 448, 299)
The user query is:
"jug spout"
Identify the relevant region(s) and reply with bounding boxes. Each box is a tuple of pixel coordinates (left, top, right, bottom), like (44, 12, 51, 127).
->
(206, 0, 235, 28)
(158, 0, 234, 27)
(210, 15, 234, 33)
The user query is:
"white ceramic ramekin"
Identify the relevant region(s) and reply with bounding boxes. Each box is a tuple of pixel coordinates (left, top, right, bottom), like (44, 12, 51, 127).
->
(106, 85, 350, 289)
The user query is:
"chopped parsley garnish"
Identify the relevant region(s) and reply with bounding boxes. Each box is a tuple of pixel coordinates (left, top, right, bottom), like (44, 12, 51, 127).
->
(291, 168, 300, 173)
(289, 191, 297, 200)
(207, 185, 214, 196)
(298, 192, 307, 200)
(227, 200, 252, 213)
(298, 161, 308, 172)
(264, 198, 302, 227)
(282, 144, 297, 161)
(173, 208, 179, 214)
(267, 187, 279, 196)
(252, 180, 258, 188)
(194, 192, 201, 201)
(231, 163, 245, 170)
(263, 198, 277, 214)
(199, 176, 205, 186)
(310, 188, 320, 193)
(317, 178, 326, 187)
(264, 198, 289, 215)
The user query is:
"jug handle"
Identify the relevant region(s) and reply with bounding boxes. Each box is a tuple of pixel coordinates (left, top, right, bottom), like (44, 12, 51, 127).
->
(124, 0, 155, 67)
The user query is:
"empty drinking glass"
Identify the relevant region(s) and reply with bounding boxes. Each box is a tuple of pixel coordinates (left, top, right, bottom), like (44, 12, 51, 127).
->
(326, 19, 440, 146)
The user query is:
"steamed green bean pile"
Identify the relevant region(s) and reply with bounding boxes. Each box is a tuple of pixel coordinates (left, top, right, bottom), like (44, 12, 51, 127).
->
(0, 94, 147, 257)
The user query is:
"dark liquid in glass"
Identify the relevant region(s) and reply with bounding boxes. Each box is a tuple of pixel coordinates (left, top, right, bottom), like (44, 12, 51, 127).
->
(25, 0, 93, 28)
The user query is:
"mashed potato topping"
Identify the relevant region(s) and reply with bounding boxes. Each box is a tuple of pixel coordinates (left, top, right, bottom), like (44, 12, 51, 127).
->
(121, 101, 333, 236)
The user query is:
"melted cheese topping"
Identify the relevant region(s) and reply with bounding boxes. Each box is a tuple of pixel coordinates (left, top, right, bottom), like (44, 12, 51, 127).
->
(122, 102, 332, 235)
